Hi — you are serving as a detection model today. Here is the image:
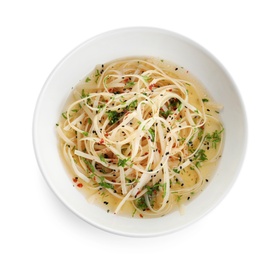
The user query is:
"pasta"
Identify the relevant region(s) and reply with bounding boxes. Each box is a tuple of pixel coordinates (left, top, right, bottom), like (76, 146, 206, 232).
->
(56, 57, 224, 218)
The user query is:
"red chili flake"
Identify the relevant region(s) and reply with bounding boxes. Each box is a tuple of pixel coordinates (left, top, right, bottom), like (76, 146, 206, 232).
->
(144, 152, 148, 155)
(148, 84, 156, 90)
(99, 139, 105, 144)
(169, 89, 172, 92)
(77, 183, 83, 188)
(73, 177, 78, 183)
(139, 214, 143, 218)
(104, 133, 109, 137)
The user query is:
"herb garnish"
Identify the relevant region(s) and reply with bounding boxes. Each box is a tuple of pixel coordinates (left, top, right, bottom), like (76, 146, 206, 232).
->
(205, 129, 224, 149)
(99, 176, 114, 189)
(95, 69, 101, 83)
(148, 128, 155, 142)
(106, 110, 124, 125)
(193, 149, 208, 168)
(117, 157, 131, 167)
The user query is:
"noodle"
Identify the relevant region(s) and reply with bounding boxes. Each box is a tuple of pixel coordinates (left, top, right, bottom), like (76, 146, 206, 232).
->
(56, 57, 224, 218)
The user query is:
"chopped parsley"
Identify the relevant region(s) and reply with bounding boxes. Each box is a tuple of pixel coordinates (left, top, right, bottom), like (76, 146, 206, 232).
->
(81, 157, 95, 173)
(173, 168, 180, 174)
(82, 131, 89, 136)
(159, 109, 172, 119)
(106, 110, 124, 125)
(142, 75, 150, 82)
(81, 89, 89, 99)
(99, 176, 114, 189)
(125, 81, 135, 88)
(205, 129, 224, 149)
(95, 69, 101, 83)
(148, 128, 155, 142)
(135, 196, 148, 210)
(99, 154, 106, 163)
(62, 112, 67, 119)
(117, 157, 131, 167)
(127, 100, 138, 111)
(193, 149, 208, 168)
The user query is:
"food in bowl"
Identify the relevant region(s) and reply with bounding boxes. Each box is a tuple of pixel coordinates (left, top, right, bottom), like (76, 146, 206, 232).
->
(56, 56, 224, 218)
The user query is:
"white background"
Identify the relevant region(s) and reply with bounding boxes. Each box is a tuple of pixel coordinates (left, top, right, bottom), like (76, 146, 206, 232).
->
(1, 0, 279, 259)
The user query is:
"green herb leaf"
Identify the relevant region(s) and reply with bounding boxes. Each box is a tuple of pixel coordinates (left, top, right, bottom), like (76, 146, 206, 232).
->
(127, 100, 138, 111)
(125, 81, 135, 88)
(82, 131, 88, 136)
(106, 110, 123, 125)
(136, 196, 148, 210)
(142, 75, 150, 82)
(159, 109, 171, 119)
(192, 149, 208, 168)
(148, 128, 155, 142)
(62, 112, 67, 119)
(87, 118, 92, 124)
(162, 183, 167, 198)
(205, 128, 224, 149)
(99, 176, 114, 189)
(81, 157, 95, 173)
(176, 195, 183, 202)
(97, 104, 105, 113)
(99, 154, 106, 163)
(81, 89, 89, 99)
(95, 69, 101, 83)
(117, 157, 131, 167)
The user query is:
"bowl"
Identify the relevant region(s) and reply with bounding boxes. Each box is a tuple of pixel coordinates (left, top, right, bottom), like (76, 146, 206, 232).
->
(33, 27, 247, 237)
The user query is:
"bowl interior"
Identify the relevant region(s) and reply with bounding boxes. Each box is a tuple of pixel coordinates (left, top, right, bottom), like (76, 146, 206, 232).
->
(33, 27, 247, 237)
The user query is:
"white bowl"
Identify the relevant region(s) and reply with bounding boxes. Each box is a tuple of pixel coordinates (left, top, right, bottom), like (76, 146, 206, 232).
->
(33, 27, 247, 237)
